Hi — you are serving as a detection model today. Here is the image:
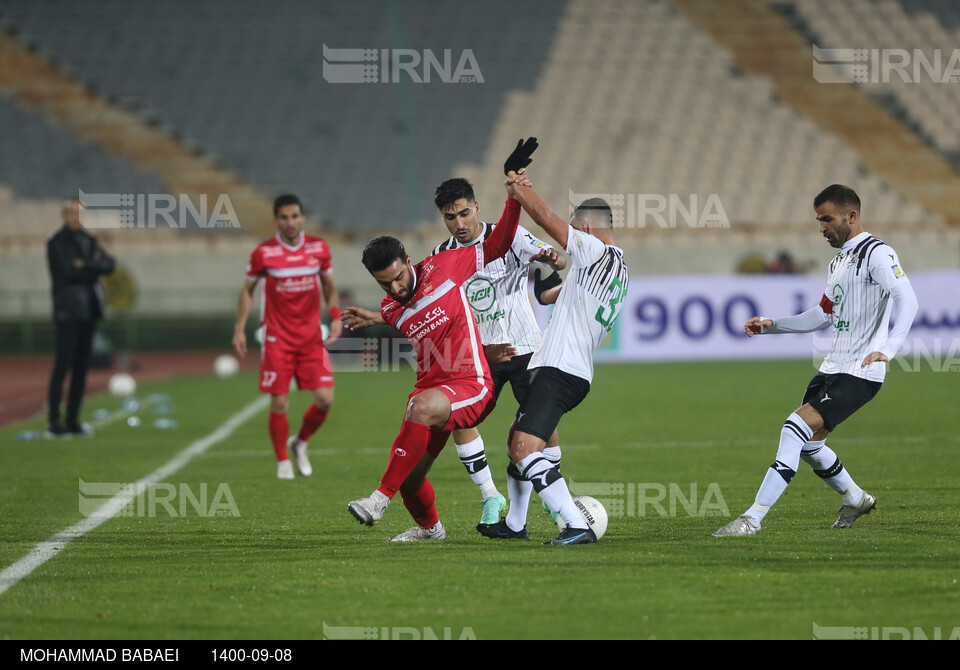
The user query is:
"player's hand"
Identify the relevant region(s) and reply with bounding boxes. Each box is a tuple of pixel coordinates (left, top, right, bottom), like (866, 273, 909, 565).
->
(861, 351, 888, 368)
(533, 267, 562, 305)
(504, 137, 538, 176)
(325, 318, 342, 345)
(232, 330, 247, 358)
(505, 169, 533, 198)
(744, 316, 773, 337)
(342, 306, 381, 331)
(484, 343, 517, 365)
(530, 246, 564, 271)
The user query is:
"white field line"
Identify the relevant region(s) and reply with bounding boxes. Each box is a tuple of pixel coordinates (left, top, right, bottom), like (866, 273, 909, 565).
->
(0, 395, 268, 597)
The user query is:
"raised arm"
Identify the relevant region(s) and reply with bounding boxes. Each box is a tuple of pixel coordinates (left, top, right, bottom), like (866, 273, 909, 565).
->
(480, 196, 521, 264)
(505, 171, 570, 250)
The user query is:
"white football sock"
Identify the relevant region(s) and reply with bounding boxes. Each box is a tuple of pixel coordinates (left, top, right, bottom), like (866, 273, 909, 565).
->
(517, 453, 586, 530)
(505, 465, 533, 532)
(456, 436, 498, 500)
(801, 440, 863, 505)
(745, 413, 812, 523)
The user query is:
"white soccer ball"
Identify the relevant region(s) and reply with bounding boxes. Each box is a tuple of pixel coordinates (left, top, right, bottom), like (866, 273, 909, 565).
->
(213, 354, 240, 378)
(108, 372, 137, 397)
(557, 495, 608, 540)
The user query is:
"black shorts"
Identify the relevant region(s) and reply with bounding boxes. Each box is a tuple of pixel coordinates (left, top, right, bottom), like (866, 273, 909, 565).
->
(801, 372, 882, 433)
(490, 352, 534, 405)
(514, 366, 591, 442)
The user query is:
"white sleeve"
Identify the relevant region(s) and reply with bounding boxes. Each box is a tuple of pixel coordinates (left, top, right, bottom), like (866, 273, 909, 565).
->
(564, 226, 606, 266)
(762, 306, 833, 334)
(512, 225, 554, 264)
(866, 245, 918, 360)
(878, 278, 919, 361)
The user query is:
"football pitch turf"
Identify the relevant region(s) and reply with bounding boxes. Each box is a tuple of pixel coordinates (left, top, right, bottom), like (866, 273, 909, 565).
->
(1, 360, 957, 640)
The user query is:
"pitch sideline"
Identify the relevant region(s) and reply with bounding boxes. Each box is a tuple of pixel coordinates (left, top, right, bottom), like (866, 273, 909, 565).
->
(0, 395, 269, 597)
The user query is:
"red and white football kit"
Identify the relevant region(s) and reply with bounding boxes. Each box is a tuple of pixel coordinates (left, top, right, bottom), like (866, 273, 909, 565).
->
(245, 234, 335, 393)
(374, 198, 521, 524)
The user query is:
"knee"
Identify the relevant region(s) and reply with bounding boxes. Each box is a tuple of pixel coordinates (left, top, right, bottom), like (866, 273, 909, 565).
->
(270, 395, 289, 414)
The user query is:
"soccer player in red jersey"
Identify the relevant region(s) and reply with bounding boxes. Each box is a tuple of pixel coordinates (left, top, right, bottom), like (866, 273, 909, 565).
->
(232, 194, 341, 480)
(341, 168, 531, 542)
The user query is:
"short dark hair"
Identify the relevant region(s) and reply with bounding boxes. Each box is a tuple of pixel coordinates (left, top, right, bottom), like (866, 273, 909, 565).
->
(273, 194, 303, 217)
(362, 236, 407, 273)
(572, 197, 613, 227)
(434, 178, 476, 211)
(814, 184, 860, 215)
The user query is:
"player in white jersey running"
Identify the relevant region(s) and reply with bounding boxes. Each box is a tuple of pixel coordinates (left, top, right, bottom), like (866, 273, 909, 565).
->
(477, 152, 630, 545)
(431, 175, 566, 527)
(714, 184, 919, 537)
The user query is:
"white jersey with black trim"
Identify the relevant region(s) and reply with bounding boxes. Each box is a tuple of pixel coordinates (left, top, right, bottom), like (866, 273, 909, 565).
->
(432, 222, 551, 356)
(818, 231, 912, 383)
(529, 226, 629, 384)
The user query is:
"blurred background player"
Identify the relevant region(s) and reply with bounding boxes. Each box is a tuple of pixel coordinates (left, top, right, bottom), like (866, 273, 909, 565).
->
(714, 184, 920, 537)
(478, 156, 629, 545)
(430, 173, 566, 527)
(46, 199, 115, 437)
(341, 169, 526, 542)
(232, 194, 341, 480)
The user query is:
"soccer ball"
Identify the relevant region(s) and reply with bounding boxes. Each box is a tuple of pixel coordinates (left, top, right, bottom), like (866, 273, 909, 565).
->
(557, 496, 608, 540)
(108, 372, 137, 397)
(213, 354, 239, 378)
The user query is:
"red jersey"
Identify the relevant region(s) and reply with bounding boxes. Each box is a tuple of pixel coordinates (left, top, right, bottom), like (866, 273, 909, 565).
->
(245, 234, 332, 347)
(380, 198, 521, 391)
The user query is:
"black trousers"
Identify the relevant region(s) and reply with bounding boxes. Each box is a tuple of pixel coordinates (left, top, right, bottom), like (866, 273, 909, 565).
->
(48, 319, 97, 426)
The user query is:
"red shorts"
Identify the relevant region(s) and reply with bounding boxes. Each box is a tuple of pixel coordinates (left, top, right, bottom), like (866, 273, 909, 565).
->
(409, 379, 496, 443)
(260, 337, 333, 394)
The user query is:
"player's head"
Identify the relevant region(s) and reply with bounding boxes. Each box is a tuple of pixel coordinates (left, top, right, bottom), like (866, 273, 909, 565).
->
(571, 198, 614, 243)
(62, 199, 84, 231)
(814, 185, 862, 248)
(434, 177, 481, 244)
(273, 194, 305, 244)
(362, 236, 415, 303)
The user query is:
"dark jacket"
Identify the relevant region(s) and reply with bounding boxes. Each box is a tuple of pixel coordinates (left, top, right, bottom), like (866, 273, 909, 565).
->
(47, 225, 116, 322)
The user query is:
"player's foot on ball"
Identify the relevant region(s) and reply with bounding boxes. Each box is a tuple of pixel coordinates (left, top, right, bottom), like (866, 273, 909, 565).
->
(541, 499, 559, 525)
(389, 522, 446, 542)
(712, 515, 761, 537)
(476, 519, 529, 540)
(544, 526, 597, 545)
(479, 493, 507, 524)
(348, 490, 390, 526)
(288, 436, 312, 476)
(277, 459, 295, 480)
(832, 491, 877, 528)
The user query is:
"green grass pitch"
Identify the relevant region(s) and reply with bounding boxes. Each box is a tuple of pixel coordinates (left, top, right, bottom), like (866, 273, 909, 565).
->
(1, 360, 958, 640)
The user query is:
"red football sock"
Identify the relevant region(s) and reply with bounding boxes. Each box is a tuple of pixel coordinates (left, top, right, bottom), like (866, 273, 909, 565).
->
(377, 421, 432, 498)
(401, 478, 439, 529)
(268, 411, 289, 462)
(297, 403, 329, 442)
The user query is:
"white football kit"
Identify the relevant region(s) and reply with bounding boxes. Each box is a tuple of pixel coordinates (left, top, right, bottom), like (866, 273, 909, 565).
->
(433, 222, 552, 356)
(529, 226, 629, 383)
(763, 231, 919, 382)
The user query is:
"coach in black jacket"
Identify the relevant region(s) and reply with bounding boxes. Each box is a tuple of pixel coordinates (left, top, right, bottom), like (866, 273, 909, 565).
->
(46, 199, 116, 436)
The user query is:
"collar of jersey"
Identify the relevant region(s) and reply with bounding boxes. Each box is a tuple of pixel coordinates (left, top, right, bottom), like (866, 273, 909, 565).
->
(275, 233, 305, 252)
(841, 231, 871, 253)
(454, 222, 488, 248)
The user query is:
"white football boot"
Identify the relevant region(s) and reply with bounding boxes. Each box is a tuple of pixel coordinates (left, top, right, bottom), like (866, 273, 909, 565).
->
(348, 490, 391, 526)
(712, 515, 761, 537)
(288, 436, 313, 476)
(832, 491, 877, 528)
(277, 459, 295, 480)
(388, 522, 447, 542)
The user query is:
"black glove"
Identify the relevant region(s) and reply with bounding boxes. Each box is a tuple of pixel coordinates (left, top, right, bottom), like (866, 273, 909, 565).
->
(504, 137, 538, 176)
(533, 267, 562, 305)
